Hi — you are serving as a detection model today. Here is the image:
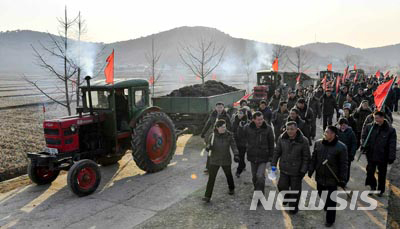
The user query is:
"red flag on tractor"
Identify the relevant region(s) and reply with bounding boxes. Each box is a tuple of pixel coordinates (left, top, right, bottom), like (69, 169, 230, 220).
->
(373, 78, 395, 111)
(327, 64, 332, 71)
(342, 66, 349, 83)
(105, 50, 114, 84)
(149, 76, 154, 85)
(354, 64, 357, 70)
(272, 58, 279, 72)
(353, 71, 358, 83)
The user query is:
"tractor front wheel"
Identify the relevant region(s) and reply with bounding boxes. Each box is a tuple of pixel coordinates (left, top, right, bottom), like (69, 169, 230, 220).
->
(131, 112, 177, 173)
(28, 161, 60, 185)
(67, 159, 101, 197)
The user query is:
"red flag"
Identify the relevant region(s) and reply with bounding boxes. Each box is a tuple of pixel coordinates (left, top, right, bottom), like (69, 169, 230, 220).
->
(353, 71, 358, 83)
(354, 64, 357, 70)
(296, 73, 301, 84)
(373, 78, 394, 111)
(336, 75, 341, 94)
(327, 64, 332, 71)
(104, 50, 114, 84)
(322, 75, 327, 91)
(375, 70, 380, 78)
(384, 71, 390, 77)
(149, 76, 154, 85)
(342, 66, 349, 83)
(272, 58, 279, 72)
(212, 73, 217, 80)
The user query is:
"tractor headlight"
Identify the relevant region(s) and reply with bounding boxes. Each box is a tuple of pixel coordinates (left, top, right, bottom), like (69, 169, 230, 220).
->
(70, 125, 76, 133)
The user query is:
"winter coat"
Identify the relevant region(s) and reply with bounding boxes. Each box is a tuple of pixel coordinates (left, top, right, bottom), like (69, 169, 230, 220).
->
(258, 107, 273, 124)
(309, 96, 321, 119)
(321, 94, 338, 116)
(337, 126, 357, 161)
(268, 95, 281, 111)
(353, 107, 372, 134)
(287, 96, 298, 111)
(287, 116, 309, 140)
(244, 121, 275, 163)
(361, 120, 397, 163)
(353, 93, 367, 106)
(336, 91, 348, 110)
(343, 115, 357, 133)
(272, 130, 311, 176)
(308, 137, 348, 186)
(201, 110, 232, 139)
(206, 131, 239, 166)
(232, 114, 250, 147)
(272, 109, 289, 141)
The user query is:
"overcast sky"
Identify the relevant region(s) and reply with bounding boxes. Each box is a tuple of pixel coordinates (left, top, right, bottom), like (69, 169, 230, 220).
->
(1, 0, 399, 48)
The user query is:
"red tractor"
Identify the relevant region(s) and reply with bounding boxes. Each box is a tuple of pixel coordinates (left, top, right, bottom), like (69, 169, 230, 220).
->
(27, 76, 181, 196)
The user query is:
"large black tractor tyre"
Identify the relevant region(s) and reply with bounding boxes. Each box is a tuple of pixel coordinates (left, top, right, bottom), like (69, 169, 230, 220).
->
(131, 112, 177, 173)
(67, 159, 101, 197)
(28, 161, 60, 185)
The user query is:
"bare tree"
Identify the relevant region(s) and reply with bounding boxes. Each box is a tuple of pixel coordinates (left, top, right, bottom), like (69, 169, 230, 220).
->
(287, 48, 312, 73)
(145, 38, 162, 97)
(272, 44, 288, 70)
(178, 36, 225, 85)
(25, 6, 78, 115)
(75, 11, 87, 107)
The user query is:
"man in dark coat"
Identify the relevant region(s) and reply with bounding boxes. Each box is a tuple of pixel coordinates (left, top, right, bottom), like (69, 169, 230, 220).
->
(393, 83, 400, 112)
(309, 92, 321, 140)
(287, 91, 298, 111)
(343, 93, 358, 113)
(258, 100, 273, 125)
(272, 121, 311, 214)
(337, 118, 357, 183)
(272, 101, 289, 143)
(336, 86, 348, 111)
(244, 111, 275, 194)
(296, 98, 314, 145)
(353, 100, 372, 146)
(232, 108, 250, 177)
(321, 90, 339, 131)
(361, 111, 397, 196)
(353, 88, 366, 107)
(239, 100, 253, 120)
(268, 89, 282, 112)
(308, 126, 348, 227)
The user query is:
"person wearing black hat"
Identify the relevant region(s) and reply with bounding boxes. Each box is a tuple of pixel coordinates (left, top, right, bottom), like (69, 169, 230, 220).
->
(353, 88, 366, 107)
(337, 118, 357, 183)
(287, 90, 298, 111)
(361, 111, 397, 196)
(353, 100, 372, 146)
(268, 89, 282, 112)
(321, 90, 339, 131)
(342, 106, 357, 134)
(272, 101, 289, 143)
(308, 125, 348, 227)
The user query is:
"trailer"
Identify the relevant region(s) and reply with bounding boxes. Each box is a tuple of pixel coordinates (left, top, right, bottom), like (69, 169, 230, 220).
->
(152, 90, 246, 135)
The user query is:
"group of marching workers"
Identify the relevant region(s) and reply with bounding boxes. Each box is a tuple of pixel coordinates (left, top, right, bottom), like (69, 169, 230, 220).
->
(199, 74, 398, 227)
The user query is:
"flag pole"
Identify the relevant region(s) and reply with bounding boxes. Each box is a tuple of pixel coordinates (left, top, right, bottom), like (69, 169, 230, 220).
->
(357, 76, 397, 161)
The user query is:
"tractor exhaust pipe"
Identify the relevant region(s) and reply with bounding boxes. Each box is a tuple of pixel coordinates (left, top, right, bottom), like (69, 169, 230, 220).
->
(85, 75, 94, 115)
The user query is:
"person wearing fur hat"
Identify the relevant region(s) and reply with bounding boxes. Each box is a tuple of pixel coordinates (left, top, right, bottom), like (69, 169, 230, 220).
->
(308, 125, 348, 227)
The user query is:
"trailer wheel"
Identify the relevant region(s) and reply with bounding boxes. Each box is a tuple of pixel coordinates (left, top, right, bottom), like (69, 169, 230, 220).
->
(67, 159, 101, 197)
(28, 162, 60, 185)
(131, 112, 176, 173)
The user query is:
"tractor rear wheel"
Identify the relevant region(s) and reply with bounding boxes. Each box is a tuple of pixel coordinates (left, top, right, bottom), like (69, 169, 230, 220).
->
(131, 112, 177, 173)
(67, 159, 101, 197)
(28, 161, 60, 185)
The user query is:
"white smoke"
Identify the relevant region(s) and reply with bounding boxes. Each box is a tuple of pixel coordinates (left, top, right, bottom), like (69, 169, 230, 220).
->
(68, 41, 101, 77)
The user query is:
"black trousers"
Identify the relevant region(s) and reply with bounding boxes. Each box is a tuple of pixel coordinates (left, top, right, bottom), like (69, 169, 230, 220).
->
(365, 161, 388, 194)
(394, 99, 399, 112)
(205, 164, 235, 198)
(277, 173, 303, 210)
(311, 118, 317, 138)
(317, 184, 337, 224)
(236, 146, 247, 174)
(323, 114, 333, 131)
(251, 162, 267, 193)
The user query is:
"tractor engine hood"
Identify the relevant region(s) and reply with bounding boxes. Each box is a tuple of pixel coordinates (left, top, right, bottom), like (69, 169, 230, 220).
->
(43, 113, 105, 129)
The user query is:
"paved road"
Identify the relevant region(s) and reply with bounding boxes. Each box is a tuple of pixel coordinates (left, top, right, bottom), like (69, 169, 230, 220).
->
(1, 114, 399, 229)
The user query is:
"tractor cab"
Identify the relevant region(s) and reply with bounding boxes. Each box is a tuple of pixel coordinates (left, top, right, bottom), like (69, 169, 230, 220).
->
(248, 70, 282, 107)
